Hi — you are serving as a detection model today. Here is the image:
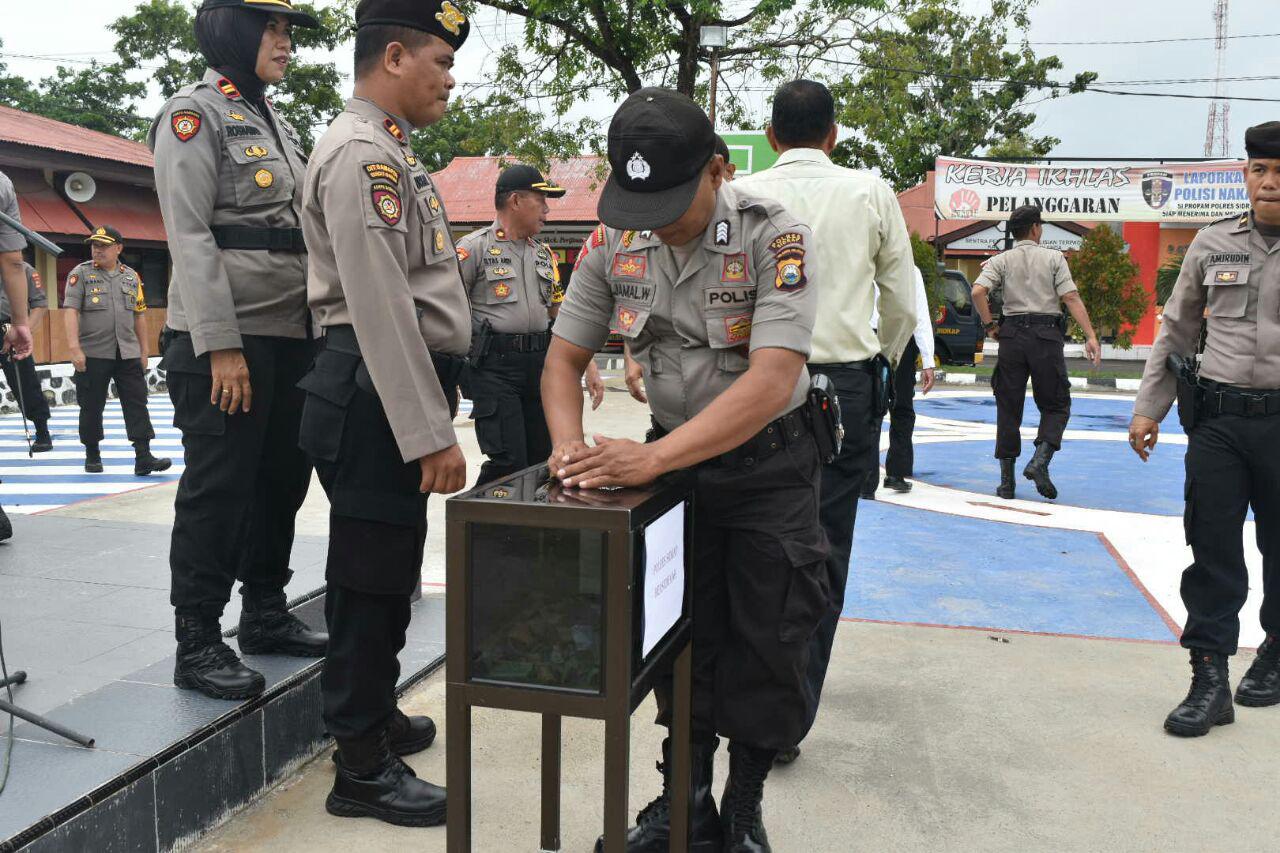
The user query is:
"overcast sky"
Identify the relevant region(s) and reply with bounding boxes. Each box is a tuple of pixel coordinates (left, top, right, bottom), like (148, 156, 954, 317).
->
(2, 0, 1274, 161)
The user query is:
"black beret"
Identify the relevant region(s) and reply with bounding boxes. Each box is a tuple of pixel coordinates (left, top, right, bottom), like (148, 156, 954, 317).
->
(1245, 122, 1280, 159)
(1009, 205, 1043, 233)
(355, 0, 470, 50)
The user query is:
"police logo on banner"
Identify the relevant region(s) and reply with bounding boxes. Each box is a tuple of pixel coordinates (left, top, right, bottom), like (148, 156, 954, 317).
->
(1142, 170, 1174, 210)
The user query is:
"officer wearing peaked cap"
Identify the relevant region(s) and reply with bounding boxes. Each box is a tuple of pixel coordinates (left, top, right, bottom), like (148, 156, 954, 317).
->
(1131, 121, 1280, 737)
(298, 0, 471, 826)
(457, 164, 604, 486)
(544, 87, 829, 853)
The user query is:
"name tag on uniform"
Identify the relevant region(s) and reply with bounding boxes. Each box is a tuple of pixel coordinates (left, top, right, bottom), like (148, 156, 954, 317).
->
(704, 286, 756, 309)
(611, 281, 654, 303)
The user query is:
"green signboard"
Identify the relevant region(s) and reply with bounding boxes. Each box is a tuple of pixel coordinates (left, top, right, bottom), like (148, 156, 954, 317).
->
(718, 130, 779, 176)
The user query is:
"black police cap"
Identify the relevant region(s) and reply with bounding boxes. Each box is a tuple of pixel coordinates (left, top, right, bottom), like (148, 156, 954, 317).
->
(198, 0, 320, 29)
(85, 226, 123, 246)
(497, 164, 566, 198)
(598, 88, 716, 231)
(1245, 122, 1280, 159)
(1008, 205, 1043, 233)
(355, 0, 470, 50)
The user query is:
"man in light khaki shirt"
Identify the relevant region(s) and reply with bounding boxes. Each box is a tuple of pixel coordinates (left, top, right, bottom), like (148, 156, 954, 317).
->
(735, 80, 916, 763)
(1129, 122, 1280, 738)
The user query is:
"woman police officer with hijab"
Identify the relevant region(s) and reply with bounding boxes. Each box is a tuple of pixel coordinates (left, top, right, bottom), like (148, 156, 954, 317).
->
(148, 0, 327, 701)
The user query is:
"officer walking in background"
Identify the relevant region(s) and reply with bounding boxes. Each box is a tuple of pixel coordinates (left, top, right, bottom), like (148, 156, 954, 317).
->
(972, 205, 1101, 501)
(63, 227, 170, 476)
(457, 164, 603, 486)
(149, 0, 327, 702)
(0, 262, 53, 452)
(545, 87, 828, 853)
(299, 0, 472, 826)
(1130, 123, 1280, 738)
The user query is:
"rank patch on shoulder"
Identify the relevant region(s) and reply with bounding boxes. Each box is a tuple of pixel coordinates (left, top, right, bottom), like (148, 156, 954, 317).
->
(769, 232, 804, 253)
(724, 315, 753, 344)
(617, 306, 639, 332)
(365, 162, 401, 183)
(495, 228, 507, 240)
(216, 77, 240, 99)
(621, 230, 636, 249)
(721, 254, 748, 282)
(714, 219, 731, 246)
(244, 145, 269, 159)
(612, 253, 648, 279)
(254, 169, 274, 188)
(370, 182, 402, 226)
(456, 246, 471, 261)
(774, 250, 806, 291)
(591, 223, 606, 248)
(170, 109, 202, 142)
(383, 118, 405, 141)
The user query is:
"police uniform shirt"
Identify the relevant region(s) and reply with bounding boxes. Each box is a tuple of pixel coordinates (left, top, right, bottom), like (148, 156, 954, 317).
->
(974, 239, 1077, 316)
(63, 260, 146, 359)
(0, 171, 25, 253)
(0, 263, 48, 323)
(1135, 213, 1280, 421)
(554, 182, 818, 431)
(302, 97, 471, 464)
(456, 223, 564, 333)
(148, 68, 310, 355)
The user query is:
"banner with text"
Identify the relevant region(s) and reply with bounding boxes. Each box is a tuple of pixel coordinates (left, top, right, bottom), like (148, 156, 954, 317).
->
(934, 156, 1250, 223)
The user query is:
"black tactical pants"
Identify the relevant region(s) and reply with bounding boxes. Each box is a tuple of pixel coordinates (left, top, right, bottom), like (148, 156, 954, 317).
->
(1180, 410, 1280, 655)
(73, 352, 154, 446)
(2, 354, 49, 425)
(165, 333, 315, 618)
(652, 424, 830, 752)
(991, 319, 1071, 459)
(298, 333, 461, 741)
(466, 348, 551, 487)
(884, 337, 920, 479)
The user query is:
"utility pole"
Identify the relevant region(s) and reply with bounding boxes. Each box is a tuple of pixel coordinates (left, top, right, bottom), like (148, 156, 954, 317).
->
(1204, 0, 1230, 157)
(700, 25, 728, 129)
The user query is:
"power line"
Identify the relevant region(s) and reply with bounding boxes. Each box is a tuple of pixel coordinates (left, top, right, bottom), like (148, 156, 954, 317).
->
(1031, 31, 1280, 46)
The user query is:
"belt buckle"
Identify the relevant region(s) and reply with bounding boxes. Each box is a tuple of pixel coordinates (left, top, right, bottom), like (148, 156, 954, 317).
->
(1244, 393, 1268, 416)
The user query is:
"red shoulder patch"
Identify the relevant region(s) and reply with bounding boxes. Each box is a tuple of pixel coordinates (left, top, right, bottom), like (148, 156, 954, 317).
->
(216, 77, 240, 99)
(171, 109, 202, 142)
(456, 246, 471, 261)
(383, 118, 405, 142)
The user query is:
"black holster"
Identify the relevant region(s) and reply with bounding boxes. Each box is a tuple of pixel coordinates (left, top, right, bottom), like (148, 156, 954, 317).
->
(870, 353, 895, 419)
(467, 318, 494, 369)
(807, 372, 844, 464)
(1168, 353, 1202, 433)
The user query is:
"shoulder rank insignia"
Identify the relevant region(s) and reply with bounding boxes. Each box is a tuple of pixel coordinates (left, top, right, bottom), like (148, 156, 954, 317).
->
(254, 169, 274, 188)
(495, 228, 507, 240)
(621, 230, 636, 248)
(435, 1, 467, 36)
(714, 219, 731, 246)
(371, 182, 402, 226)
(456, 246, 471, 261)
(383, 118, 405, 142)
(365, 162, 401, 183)
(171, 109, 202, 142)
(216, 77, 241, 99)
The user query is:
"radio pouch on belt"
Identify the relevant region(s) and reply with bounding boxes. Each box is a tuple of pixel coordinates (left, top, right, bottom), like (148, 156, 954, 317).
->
(870, 354, 894, 419)
(808, 373, 844, 464)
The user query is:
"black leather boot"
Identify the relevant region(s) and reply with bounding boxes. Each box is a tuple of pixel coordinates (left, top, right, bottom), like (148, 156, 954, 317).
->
(1022, 443, 1058, 499)
(996, 458, 1016, 499)
(1164, 649, 1234, 736)
(883, 476, 912, 493)
(133, 441, 172, 476)
(594, 737, 723, 853)
(237, 589, 328, 657)
(327, 728, 447, 826)
(859, 470, 877, 500)
(1236, 635, 1280, 707)
(334, 709, 437, 765)
(173, 613, 265, 700)
(721, 742, 774, 853)
(84, 444, 103, 474)
(31, 421, 52, 453)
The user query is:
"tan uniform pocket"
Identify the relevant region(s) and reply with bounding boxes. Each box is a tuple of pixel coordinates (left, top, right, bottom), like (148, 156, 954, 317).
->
(1204, 265, 1249, 319)
(224, 141, 288, 207)
(610, 302, 652, 339)
(481, 265, 519, 304)
(82, 285, 108, 311)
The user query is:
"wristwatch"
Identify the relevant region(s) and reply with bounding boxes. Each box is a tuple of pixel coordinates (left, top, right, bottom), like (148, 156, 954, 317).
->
(984, 320, 999, 332)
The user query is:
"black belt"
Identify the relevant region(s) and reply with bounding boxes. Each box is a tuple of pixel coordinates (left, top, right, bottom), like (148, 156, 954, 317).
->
(808, 359, 874, 374)
(212, 226, 307, 253)
(322, 324, 467, 388)
(1201, 380, 1280, 418)
(489, 330, 552, 354)
(1002, 314, 1061, 327)
(647, 406, 814, 468)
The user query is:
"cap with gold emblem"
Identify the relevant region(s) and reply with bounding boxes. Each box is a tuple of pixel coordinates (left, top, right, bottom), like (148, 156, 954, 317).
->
(496, 164, 566, 198)
(84, 226, 123, 246)
(355, 0, 470, 49)
(198, 0, 320, 28)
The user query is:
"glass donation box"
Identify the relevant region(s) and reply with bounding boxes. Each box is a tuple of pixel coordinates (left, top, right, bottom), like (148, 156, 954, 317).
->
(445, 465, 695, 853)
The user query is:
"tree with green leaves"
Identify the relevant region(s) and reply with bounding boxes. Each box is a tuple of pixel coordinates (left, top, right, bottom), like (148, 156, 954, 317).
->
(830, 0, 1096, 191)
(910, 231, 942, 318)
(0, 40, 149, 138)
(1066, 226, 1150, 349)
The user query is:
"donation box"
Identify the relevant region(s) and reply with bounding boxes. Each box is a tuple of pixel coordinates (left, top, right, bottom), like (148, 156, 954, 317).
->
(445, 465, 695, 853)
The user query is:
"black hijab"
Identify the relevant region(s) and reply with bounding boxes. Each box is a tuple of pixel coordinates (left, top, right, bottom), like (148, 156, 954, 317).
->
(194, 6, 271, 105)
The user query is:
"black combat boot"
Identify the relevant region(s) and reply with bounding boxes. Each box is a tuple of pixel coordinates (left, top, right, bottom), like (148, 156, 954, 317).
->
(84, 444, 103, 474)
(333, 709, 437, 765)
(773, 745, 800, 766)
(31, 420, 52, 453)
(1022, 443, 1058, 499)
(996, 458, 1016, 499)
(174, 613, 266, 700)
(721, 742, 775, 853)
(1164, 649, 1234, 737)
(327, 728, 447, 826)
(860, 470, 877, 500)
(133, 441, 172, 476)
(1235, 635, 1280, 707)
(883, 476, 912, 493)
(595, 737, 724, 853)
(237, 588, 328, 657)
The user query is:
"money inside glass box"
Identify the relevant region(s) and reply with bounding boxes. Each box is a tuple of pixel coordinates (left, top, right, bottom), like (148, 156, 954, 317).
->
(468, 522, 606, 692)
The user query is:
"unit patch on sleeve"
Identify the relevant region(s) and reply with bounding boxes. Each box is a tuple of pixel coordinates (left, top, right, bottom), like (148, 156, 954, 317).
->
(611, 253, 648, 279)
(456, 246, 471, 261)
(768, 232, 804, 253)
(774, 249, 807, 291)
(616, 306, 639, 332)
(370, 182, 402, 226)
(170, 109, 202, 142)
(365, 163, 402, 183)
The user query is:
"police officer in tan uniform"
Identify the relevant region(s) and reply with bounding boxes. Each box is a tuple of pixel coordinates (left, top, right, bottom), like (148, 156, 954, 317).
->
(149, 0, 327, 702)
(299, 0, 471, 825)
(1131, 122, 1280, 737)
(545, 88, 828, 853)
(63, 227, 170, 476)
(1, 262, 52, 451)
(457, 164, 602, 485)
(973, 205, 1101, 500)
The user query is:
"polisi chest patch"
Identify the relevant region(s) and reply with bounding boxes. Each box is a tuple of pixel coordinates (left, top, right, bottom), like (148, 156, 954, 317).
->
(704, 286, 756, 310)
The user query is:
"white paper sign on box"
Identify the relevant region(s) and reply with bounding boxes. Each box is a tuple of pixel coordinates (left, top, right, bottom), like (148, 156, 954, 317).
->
(641, 502, 685, 658)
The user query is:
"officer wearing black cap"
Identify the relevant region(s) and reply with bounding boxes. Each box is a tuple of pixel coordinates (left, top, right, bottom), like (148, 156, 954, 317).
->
(0, 263, 53, 452)
(63, 227, 170, 476)
(972, 204, 1102, 499)
(1130, 121, 1280, 737)
(544, 87, 828, 853)
(298, 0, 472, 826)
(148, 0, 328, 703)
(457, 164, 603, 485)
